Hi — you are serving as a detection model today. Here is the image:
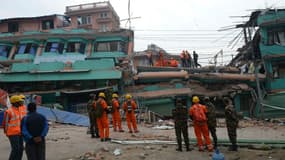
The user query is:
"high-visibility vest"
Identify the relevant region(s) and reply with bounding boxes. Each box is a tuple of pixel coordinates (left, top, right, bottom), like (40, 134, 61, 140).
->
(4, 106, 26, 136)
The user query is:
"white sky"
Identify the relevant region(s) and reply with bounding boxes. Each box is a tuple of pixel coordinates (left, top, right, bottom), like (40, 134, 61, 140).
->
(1, 0, 285, 65)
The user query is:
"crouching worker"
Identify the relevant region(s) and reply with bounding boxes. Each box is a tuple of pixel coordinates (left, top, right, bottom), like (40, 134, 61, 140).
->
(172, 98, 191, 152)
(21, 102, 49, 160)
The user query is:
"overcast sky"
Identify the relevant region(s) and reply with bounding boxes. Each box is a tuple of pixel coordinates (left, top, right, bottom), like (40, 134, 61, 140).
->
(1, 0, 285, 65)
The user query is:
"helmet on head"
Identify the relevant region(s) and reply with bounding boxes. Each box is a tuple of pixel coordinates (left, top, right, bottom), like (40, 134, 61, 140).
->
(192, 96, 200, 103)
(19, 94, 26, 100)
(112, 93, 119, 98)
(125, 94, 132, 99)
(10, 95, 23, 104)
(98, 92, 106, 98)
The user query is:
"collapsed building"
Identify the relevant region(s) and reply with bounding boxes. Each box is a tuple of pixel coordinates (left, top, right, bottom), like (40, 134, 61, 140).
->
(0, 2, 284, 119)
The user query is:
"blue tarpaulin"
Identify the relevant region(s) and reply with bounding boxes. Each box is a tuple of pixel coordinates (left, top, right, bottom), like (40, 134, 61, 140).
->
(0, 106, 89, 127)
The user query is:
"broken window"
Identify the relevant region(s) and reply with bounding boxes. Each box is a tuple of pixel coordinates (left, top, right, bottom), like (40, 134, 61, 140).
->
(77, 15, 91, 25)
(0, 45, 11, 58)
(8, 22, 19, 32)
(45, 42, 64, 53)
(17, 43, 38, 56)
(42, 20, 54, 30)
(66, 42, 86, 54)
(267, 28, 285, 46)
(272, 61, 285, 79)
(95, 41, 126, 53)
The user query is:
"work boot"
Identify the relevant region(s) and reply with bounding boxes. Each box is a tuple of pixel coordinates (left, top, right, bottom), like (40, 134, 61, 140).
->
(129, 130, 133, 133)
(228, 145, 238, 151)
(134, 130, 139, 133)
(198, 146, 204, 152)
(119, 129, 124, 132)
(176, 147, 182, 152)
(105, 138, 111, 142)
(186, 146, 192, 152)
(100, 138, 105, 142)
(91, 134, 96, 138)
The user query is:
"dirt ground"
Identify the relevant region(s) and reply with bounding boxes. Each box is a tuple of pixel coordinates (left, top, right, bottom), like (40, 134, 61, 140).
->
(0, 120, 285, 160)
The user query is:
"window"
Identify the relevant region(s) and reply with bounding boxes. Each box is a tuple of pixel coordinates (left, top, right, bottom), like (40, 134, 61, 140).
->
(272, 61, 285, 79)
(100, 12, 108, 18)
(77, 15, 91, 25)
(100, 24, 108, 32)
(17, 43, 38, 56)
(8, 22, 19, 32)
(267, 28, 285, 46)
(0, 45, 11, 58)
(45, 42, 64, 53)
(95, 41, 126, 52)
(66, 42, 86, 54)
(42, 20, 54, 30)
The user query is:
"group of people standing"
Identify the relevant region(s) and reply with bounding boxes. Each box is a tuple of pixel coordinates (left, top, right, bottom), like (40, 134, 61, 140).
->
(180, 50, 201, 68)
(172, 96, 239, 152)
(87, 92, 139, 142)
(2, 95, 49, 160)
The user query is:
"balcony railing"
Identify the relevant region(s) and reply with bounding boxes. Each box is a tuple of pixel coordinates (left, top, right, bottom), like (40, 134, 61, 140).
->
(66, 1, 109, 12)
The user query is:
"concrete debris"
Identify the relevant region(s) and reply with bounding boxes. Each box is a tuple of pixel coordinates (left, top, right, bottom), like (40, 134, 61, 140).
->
(113, 148, 121, 156)
(248, 144, 272, 150)
(152, 125, 174, 130)
(101, 147, 109, 152)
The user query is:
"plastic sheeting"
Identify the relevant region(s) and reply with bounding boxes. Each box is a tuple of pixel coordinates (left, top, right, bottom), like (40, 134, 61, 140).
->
(0, 106, 89, 127)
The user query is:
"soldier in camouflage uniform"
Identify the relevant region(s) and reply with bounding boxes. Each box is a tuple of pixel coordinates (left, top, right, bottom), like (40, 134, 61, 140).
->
(87, 94, 99, 138)
(172, 98, 191, 152)
(223, 97, 239, 151)
(204, 97, 218, 149)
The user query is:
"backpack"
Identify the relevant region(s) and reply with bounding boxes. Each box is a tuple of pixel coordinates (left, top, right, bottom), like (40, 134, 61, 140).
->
(193, 104, 207, 122)
(94, 101, 104, 118)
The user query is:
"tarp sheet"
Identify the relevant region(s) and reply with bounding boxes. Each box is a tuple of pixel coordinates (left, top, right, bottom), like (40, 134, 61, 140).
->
(0, 106, 89, 127)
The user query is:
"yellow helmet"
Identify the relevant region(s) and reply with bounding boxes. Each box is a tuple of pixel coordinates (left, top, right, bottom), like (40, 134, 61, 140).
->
(98, 92, 106, 98)
(19, 94, 26, 100)
(192, 96, 200, 103)
(112, 93, 119, 98)
(125, 94, 132, 99)
(10, 95, 23, 104)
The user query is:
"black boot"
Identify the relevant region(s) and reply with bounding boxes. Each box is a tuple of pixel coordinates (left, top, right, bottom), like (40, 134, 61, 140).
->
(228, 144, 238, 151)
(186, 146, 192, 152)
(91, 134, 95, 138)
(176, 147, 182, 152)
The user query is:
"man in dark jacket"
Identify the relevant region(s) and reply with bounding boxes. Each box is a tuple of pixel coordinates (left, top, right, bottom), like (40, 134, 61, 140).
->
(87, 94, 99, 138)
(224, 97, 239, 151)
(204, 97, 218, 149)
(172, 98, 191, 152)
(21, 102, 49, 160)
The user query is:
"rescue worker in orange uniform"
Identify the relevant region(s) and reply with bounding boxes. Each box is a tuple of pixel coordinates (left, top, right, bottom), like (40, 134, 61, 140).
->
(95, 92, 111, 142)
(2, 95, 27, 160)
(123, 94, 139, 133)
(189, 96, 213, 152)
(169, 57, 178, 67)
(111, 93, 124, 132)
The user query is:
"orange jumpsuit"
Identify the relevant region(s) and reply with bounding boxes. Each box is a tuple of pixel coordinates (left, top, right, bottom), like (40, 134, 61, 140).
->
(189, 103, 213, 151)
(111, 98, 123, 131)
(123, 99, 138, 133)
(95, 98, 110, 140)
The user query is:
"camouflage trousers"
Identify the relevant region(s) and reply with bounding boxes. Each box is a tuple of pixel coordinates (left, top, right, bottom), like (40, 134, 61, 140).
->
(208, 126, 217, 147)
(88, 112, 99, 137)
(175, 122, 189, 149)
(227, 125, 237, 145)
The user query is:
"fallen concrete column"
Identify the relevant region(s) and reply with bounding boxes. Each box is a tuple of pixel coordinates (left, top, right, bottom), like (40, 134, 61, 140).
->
(134, 71, 189, 80)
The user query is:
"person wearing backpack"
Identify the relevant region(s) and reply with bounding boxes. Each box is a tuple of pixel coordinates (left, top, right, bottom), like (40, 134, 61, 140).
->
(122, 94, 139, 133)
(111, 93, 124, 132)
(189, 96, 213, 152)
(95, 92, 110, 142)
(87, 94, 99, 138)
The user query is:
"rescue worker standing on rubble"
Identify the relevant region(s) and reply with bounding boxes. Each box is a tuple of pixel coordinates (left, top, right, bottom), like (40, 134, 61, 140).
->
(172, 98, 191, 152)
(87, 94, 99, 138)
(224, 97, 239, 151)
(111, 93, 124, 132)
(2, 95, 27, 160)
(95, 92, 111, 142)
(189, 96, 213, 152)
(123, 94, 139, 133)
(204, 97, 218, 149)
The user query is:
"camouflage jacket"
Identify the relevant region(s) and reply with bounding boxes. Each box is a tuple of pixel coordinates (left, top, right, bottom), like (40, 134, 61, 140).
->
(87, 99, 95, 113)
(205, 102, 217, 128)
(225, 104, 239, 127)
